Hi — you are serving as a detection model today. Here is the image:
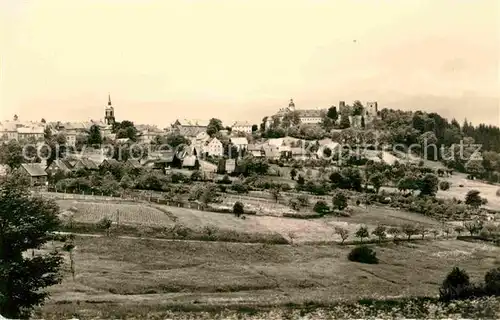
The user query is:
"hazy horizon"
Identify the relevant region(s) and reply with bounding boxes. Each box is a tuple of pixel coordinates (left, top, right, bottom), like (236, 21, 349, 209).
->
(1, 0, 499, 128)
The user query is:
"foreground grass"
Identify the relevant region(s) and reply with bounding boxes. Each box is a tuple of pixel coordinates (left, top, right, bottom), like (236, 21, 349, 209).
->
(41, 236, 500, 315)
(36, 297, 500, 319)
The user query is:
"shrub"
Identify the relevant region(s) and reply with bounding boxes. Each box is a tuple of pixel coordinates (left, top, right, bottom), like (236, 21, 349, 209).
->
(296, 194, 310, 206)
(484, 267, 500, 296)
(439, 181, 451, 191)
(288, 198, 301, 211)
(233, 201, 244, 217)
(97, 217, 113, 236)
(348, 245, 378, 264)
(230, 181, 248, 194)
(439, 267, 472, 301)
(313, 200, 330, 214)
(465, 190, 482, 208)
(333, 191, 348, 210)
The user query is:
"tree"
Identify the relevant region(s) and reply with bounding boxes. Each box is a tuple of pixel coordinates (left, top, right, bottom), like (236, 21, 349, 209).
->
(62, 236, 76, 281)
(348, 245, 378, 264)
(443, 227, 451, 238)
(0, 140, 23, 169)
(290, 168, 297, 180)
(369, 173, 384, 194)
(334, 226, 349, 244)
(439, 181, 451, 191)
(397, 175, 419, 194)
(355, 226, 369, 243)
(387, 227, 401, 241)
(484, 267, 500, 295)
(417, 224, 428, 240)
(287, 231, 296, 245)
(0, 172, 63, 318)
(270, 187, 281, 203)
(454, 225, 465, 236)
(352, 100, 364, 116)
(418, 173, 439, 196)
(439, 267, 471, 301)
(465, 190, 482, 209)
(464, 220, 482, 236)
(87, 124, 103, 145)
(97, 217, 113, 236)
(326, 106, 338, 121)
(115, 120, 138, 142)
(200, 184, 219, 205)
(430, 229, 439, 239)
(190, 170, 203, 181)
(206, 118, 224, 136)
(372, 225, 387, 242)
(288, 198, 301, 211)
(339, 112, 351, 129)
(233, 201, 244, 217)
(402, 223, 417, 240)
(313, 200, 330, 214)
(297, 175, 305, 185)
(251, 124, 258, 132)
(43, 126, 52, 140)
(332, 191, 348, 211)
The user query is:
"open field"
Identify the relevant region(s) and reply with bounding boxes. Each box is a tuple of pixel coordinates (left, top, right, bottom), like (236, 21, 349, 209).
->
(56, 199, 448, 243)
(438, 173, 500, 211)
(39, 236, 500, 318)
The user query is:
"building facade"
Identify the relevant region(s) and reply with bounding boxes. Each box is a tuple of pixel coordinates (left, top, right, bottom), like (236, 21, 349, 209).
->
(231, 121, 253, 134)
(203, 137, 224, 156)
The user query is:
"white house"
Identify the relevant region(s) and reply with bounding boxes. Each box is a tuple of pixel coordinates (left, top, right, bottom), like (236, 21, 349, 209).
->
(231, 121, 253, 134)
(17, 126, 44, 141)
(203, 137, 224, 156)
(0, 122, 18, 141)
(230, 137, 248, 151)
(138, 129, 165, 144)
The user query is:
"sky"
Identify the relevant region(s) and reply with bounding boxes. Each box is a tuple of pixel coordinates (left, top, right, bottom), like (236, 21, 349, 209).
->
(1, 0, 499, 128)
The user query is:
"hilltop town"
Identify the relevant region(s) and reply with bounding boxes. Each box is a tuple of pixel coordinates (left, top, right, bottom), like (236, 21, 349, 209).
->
(1, 95, 500, 319)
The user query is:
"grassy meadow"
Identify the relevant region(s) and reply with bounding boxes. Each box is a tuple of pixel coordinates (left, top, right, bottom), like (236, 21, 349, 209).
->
(37, 236, 500, 318)
(56, 199, 450, 243)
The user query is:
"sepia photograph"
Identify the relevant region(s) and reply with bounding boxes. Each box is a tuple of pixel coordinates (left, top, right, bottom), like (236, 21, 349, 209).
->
(0, 0, 499, 319)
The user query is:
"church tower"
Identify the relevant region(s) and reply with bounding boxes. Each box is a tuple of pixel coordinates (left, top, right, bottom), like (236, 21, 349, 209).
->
(105, 93, 115, 125)
(288, 98, 295, 112)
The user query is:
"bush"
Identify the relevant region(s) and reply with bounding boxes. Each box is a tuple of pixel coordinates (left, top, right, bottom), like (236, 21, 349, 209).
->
(484, 267, 500, 296)
(230, 181, 248, 194)
(313, 200, 330, 214)
(333, 191, 348, 210)
(288, 198, 301, 211)
(233, 201, 244, 217)
(439, 181, 451, 191)
(348, 245, 378, 264)
(439, 267, 473, 301)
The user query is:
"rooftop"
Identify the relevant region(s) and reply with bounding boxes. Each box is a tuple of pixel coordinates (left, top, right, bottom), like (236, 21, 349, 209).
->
(20, 163, 47, 177)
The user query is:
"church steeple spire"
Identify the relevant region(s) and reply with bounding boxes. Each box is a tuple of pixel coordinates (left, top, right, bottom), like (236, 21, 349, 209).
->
(105, 93, 115, 125)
